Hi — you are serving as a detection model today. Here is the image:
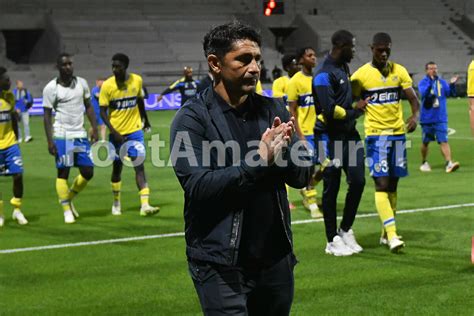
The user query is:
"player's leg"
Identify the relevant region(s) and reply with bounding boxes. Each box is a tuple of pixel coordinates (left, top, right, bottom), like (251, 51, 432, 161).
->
(339, 139, 365, 253)
(11, 173, 28, 225)
(68, 139, 95, 216)
(22, 112, 32, 142)
(126, 130, 159, 216)
(420, 124, 433, 172)
(437, 123, 459, 173)
(4, 144, 27, 225)
(111, 159, 123, 215)
(301, 134, 322, 218)
(56, 167, 75, 223)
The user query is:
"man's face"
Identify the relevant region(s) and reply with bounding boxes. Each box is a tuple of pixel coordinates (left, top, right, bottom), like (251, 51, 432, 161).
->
(287, 59, 301, 77)
(112, 60, 127, 79)
(371, 43, 391, 66)
(218, 39, 261, 94)
(96, 79, 104, 88)
(16, 80, 24, 89)
(184, 68, 193, 80)
(0, 73, 11, 91)
(299, 49, 317, 69)
(58, 56, 74, 78)
(341, 38, 356, 63)
(426, 64, 438, 78)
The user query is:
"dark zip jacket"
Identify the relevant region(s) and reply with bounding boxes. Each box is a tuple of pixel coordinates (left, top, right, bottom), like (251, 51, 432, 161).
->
(170, 87, 312, 266)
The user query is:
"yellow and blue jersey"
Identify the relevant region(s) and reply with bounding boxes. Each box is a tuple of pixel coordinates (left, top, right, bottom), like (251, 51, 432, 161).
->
(287, 71, 316, 136)
(468, 60, 474, 98)
(272, 75, 290, 98)
(0, 90, 17, 150)
(256, 80, 263, 95)
(99, 73, 143, 135)
(351, 62, 413, 136)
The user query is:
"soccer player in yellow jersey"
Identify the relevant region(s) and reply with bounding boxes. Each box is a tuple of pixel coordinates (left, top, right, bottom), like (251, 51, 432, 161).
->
(272, 54, 300, 99)
(100, 53, 159, 216)
(287, 47, 322, 218)
(0, 67, 28, 227)
(272, 54, 300, 210)
(351, 33, 420, 253)
(468, 60, 474, 135)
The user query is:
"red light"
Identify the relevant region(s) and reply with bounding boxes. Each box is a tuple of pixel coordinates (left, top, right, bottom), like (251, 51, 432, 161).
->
(269, 1, 276, 9)
(264, 8, 272, 16)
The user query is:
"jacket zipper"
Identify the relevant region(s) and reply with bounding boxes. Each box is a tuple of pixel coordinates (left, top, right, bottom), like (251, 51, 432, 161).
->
(229, 209, 242, 265)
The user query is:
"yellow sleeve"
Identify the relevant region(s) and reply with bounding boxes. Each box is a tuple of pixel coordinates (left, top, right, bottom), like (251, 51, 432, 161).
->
(256, 80, 263, 94)
(169, 77, 184, 90)
(333, 105, 347, 119)
(286, 78, 298, 102)
(99, 81, 110, 107)
(468, 61, 474, 97)
(350, 71, 363, 98)
(272, 78, 285, 98)
(398, 65, 413, 90)
(5, 92, 15, 111)
(136, 75, 144, 98)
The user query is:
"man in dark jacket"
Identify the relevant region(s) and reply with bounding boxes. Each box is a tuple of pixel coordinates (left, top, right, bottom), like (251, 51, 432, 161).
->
(312, 30, 368, 256)
(170, 21, 312, 315)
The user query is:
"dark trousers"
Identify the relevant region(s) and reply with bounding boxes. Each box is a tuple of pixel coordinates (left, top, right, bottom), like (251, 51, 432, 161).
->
(321, 138, 365, 242)
(188, 254, 296, 316)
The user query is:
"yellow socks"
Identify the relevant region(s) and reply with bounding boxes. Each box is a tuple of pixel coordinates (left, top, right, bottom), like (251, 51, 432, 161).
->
(388, 192, 397, 214)
(56, 178, 71, 212)
(69, 174, 89, 200)
(375, 192, 397, 241)
(10, 197, 22, 211)
(139, 187, 150, 207)
(111, 182, 121, 207)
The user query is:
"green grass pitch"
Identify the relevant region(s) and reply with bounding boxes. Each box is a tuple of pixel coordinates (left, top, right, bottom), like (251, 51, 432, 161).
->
(0, 98, 473, 315)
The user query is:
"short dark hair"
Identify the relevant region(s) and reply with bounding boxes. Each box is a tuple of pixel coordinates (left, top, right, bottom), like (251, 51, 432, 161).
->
(203, 21, 261, 58)
(112, 53, 130, 68)
(296, 47, 315, 61)
(0, 66, 6, 77)
(57, 52, 72, 65)
(425, 61, 437, 69)
(331, 30, 354, 48)
(281, 54, 296, 69)
(372, 32, 392, 45)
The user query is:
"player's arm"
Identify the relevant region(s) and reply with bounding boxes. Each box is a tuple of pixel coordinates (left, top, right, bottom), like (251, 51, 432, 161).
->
(313, 72, 364, 124)
(157, 81, 181, 102)
(137, 96, 151, 130)
(404, 87, 420, 133)
(42, 85, 57, 156)
(84, 98, 98, 143)
(11, 109, 19, 141)
(448, 76, 458, 97)
(98, 84, 123, 143)
(43, 108, 56, 156)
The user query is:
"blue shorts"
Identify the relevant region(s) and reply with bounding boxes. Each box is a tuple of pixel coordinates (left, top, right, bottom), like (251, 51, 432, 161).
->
(0, 144, 23, 175)
(421, 122, 448, 144)
(365, 135, 408, 178)
(304, 135, 318, 164)
(55, 138, 94, 169)
(109, 130, 146, 161)
(314, 133, 330, 164)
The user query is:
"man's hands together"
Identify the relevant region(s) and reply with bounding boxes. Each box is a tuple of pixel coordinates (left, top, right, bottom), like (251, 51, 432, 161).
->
(258, 116, 295, 165)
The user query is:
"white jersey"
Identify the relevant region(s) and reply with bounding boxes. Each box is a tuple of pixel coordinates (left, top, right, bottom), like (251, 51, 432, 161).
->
(42, 77, 91, 139)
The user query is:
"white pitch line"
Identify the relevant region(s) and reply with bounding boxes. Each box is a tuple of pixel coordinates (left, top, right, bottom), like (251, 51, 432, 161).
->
(1, 203, 473, 255)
